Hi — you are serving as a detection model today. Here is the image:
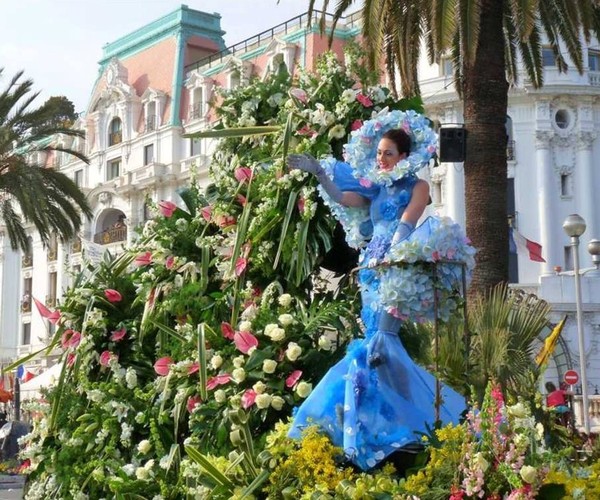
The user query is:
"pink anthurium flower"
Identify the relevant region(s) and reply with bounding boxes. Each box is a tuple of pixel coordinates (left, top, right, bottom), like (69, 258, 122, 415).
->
(33, 297, 61, 325)
(158, 200, 177, 217)
(221, 322, 235, 340)
(289, 87, 308, 103)
(206, 373, 232, 390)
(187, 395, 202, 413)
(67, 352, 76, 367)
(165, 255, 175, 269)
(104, 289, 122, 303)
(200, 205, 212, 222)
(234, 167, 253, 183)
(99, 350, 117, 367)
(351, 119, 363, 131)
(110, 327, 127, 342)
(236, 194, 247, 206)
(187, 362, 199, 375)
(356, 93, 373, 107)
(241, 390, 257, 409)
(235, 257, 248, 277)
(134, 251, 153, 267)
(286, 370, 303, 388)
(234, 331, 258, 354)
(297, 197, 305, 213)
(61, 329, 81, 349)
(154, 356, 173, 376)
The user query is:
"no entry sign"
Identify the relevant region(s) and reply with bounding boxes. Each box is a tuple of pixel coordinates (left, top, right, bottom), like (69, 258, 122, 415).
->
(564, 370, 579, 386)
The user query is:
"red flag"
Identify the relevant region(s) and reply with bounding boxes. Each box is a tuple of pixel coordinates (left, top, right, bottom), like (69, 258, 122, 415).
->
(33, 297, 61, 324)
(509, 228, 546, 263)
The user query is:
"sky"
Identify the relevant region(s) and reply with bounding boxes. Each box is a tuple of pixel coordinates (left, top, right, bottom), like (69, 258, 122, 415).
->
(0, 0, 326, 113)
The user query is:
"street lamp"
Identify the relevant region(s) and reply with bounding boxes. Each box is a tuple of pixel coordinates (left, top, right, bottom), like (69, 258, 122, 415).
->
(588, 239, 600, 275)
(562, 214, 591, 435)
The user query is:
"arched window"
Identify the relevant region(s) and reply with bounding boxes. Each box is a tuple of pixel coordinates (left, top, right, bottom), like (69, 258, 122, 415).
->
(109, 117, 122, 146)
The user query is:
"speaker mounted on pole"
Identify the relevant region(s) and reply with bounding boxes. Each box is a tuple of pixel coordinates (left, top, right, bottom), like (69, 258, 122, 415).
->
(439, 125, 467, 163)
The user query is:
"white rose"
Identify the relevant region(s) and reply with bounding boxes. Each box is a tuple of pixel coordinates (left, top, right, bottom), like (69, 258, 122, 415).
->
(214, 389, 227, 403)
(286, 342, 302, 361)
(253, 381, 267, 394)
(519, 465, 537, 484)
(507, 402, 528, 418)
(233, 356, 245, 368)
(318, 335, 332, 351)
(232, 368, 246, 383)
(296, 381, 312, 398)
(238, 320, 252, 333)
(135, 467, 150, 481)
(278, 314, 294, 326)
(210, 355, 223, 370)
(535, 422, 544, 440)
(269, 328, 286, 342)
(137, 439, 152, 454)
(264, 323, 278, 336)
(255, 393, 272, 409)
(278, 294, 292, 307)
(241, 304, 258, 321)
(271, 396, 285, 411)
(262, 359, 277, 374)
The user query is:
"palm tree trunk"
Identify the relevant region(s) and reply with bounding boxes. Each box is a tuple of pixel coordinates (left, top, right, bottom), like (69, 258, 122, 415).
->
(463, 0, 509, 297)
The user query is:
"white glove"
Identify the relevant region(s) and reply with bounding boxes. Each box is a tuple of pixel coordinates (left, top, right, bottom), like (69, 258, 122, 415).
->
(391, 221, 415, 245)
(287, 153, 343, 203)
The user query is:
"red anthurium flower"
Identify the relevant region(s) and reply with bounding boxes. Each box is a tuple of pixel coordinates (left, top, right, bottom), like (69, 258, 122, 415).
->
(200, 205, 212, 222)
(235, 257, 248, 277)
(221, 322, 235, 340)
(234, 331, 258, 354)
(351, 119, 364, 131)
(61, 330, 81, 349)
(33, 297, 61, 325)
(104, 289, 122, 303)
(297, 197, 305, 213)
(187, 395, 202, 413)
(216, 215, 236, 228)
(158, 200, 177, 217)
(134, 251, 153, 267)
(356, 93, 373, 107)
(99, 350, 117, 367)
(165, 255, 175, 269)
(289, 87, 308, 103)
(234, 167, 253, 183)
(236, 194, 247, 206)
(110, 327, 127, 342)
(67, 352, 76, 367)
(187, 362, 199, 375)
(286, 370, 303, 388)
(241, 390, 257, 409)
(154, 356, 173, 376)
(206, 373, 232, 390)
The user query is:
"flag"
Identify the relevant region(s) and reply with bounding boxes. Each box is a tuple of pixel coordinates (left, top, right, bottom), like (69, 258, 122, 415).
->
(536, 316, 567, 367)
(509, 228, 546, 262)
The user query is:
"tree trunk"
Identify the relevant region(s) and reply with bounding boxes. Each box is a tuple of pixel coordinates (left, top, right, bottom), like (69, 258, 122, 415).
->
(463, 0, 509, 299)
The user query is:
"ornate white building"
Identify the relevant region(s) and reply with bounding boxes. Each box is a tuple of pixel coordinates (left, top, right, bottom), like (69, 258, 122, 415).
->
(1, 6, 600, 426)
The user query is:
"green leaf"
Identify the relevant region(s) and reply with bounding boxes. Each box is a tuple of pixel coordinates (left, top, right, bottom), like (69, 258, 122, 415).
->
(185, 445, 235, 491)
(273, 190, 299, 268)
(183, 126, 280, 139)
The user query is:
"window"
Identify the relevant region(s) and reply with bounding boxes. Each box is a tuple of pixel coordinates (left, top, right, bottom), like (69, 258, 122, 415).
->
(22, 323, 31, 345)
(74, 169, 84, 187)
(554, 109, 570, 129)
(109, 117, 122, 146)
(589, 50, 600, 71)
(145, 102, 157, 132)
(564, 245, 573, 271)
(229, 70, 241, 89)
(48, 234, 58, 261)
(542, 47, 555, 67)
(560, 173, 571, 196)
(22, 277, 32, 312)
(143, 201, 153, 221)
(190, 88, 203, 119)
(48, 271, 57, 307)
(190, 137, 201, 156)
(440, 57, 453, 76)
(107, 158, 121, 180)
(144, 144, 154, 165)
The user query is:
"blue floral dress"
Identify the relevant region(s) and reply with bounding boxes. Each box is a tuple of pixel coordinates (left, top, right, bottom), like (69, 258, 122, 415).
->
(288, 165, 466, 470)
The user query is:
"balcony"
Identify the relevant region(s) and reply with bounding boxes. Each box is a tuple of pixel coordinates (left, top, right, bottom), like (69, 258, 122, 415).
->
(93, 226, 127, 245)
(145, 115, 157, 132)
(46, 296, 57, 308)
(22, 255, 33, 268)
(507, 140, 516, 161)
(47, 247, 58, 262)
(21, 295, 31, 313)
(109, 132, 122, 146)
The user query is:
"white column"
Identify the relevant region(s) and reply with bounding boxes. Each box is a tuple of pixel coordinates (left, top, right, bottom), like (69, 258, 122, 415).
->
(576, 131, 598, 256)
(536, 130, 561, 275)
(442, 106, 465, 226)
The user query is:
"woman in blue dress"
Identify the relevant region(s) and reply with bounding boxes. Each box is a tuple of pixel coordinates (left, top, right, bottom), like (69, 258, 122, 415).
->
(286, 110, 467, 470)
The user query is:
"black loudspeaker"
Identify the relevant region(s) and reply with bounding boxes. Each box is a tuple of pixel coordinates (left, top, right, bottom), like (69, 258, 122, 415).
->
(439, 126, 466, 162)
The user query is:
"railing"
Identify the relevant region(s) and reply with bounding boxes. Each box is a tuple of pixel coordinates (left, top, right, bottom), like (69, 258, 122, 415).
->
(507, 140, 515, 161)
(189, 103, 202, 120)
(145, 115, 157, 132)
(589, 71, 600, 87)
(93, 226, 127, 245)
(46, 296, 57, 308)
(21, 297, 31, 313)
(185, 10, 360, 73)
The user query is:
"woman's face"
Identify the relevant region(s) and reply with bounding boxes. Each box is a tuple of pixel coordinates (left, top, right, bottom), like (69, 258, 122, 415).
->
(377, 138, 407, 171)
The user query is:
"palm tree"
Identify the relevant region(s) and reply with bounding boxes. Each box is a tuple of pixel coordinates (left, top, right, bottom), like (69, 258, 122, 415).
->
(308, 0, 600, 294)
(0, 69, 92, 251)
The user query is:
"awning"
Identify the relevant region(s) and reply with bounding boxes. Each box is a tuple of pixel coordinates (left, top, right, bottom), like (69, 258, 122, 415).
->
(19, 363, 63, 397)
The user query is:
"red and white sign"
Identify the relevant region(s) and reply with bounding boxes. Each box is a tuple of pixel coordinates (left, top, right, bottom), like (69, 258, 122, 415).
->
(564, 370, 579, 386)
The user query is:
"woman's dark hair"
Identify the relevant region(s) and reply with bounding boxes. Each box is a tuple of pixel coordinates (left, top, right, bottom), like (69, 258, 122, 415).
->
(545, 381, 557, 392)
(382, 129, 412, 156)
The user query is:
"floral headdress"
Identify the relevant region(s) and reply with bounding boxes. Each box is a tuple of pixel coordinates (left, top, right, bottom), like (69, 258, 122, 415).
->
(344, 108, 438, 186)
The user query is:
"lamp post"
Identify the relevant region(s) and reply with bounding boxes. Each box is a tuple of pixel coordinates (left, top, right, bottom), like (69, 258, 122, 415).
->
(562, 214, 591, 435)
(588, 239, 600, 275)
